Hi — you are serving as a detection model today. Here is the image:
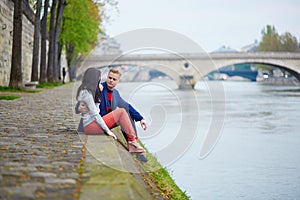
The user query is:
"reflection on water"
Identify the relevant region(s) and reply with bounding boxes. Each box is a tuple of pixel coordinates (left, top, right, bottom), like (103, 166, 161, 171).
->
(117, 80, 300, 200)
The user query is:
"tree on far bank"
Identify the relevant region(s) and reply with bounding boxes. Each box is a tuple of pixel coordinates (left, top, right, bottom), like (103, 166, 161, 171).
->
(279, 32, 299, 52)
(9, 0, 23, 88)
(259, 25, 299, 52)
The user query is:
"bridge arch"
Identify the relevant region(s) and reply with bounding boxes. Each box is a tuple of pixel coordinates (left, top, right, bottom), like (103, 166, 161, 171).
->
(211, 60, 300, 81)
(94, 62, 195, 88)
(79, 52, 300, 88)
(78, 62, 183, 85)
(80, 56, 206, 88)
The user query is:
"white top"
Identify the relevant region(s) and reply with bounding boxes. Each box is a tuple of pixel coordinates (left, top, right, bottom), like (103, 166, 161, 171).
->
(77, 89, 110, 132)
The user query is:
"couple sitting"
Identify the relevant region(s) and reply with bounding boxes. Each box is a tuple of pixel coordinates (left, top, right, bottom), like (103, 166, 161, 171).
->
(76, 67, 147, 155)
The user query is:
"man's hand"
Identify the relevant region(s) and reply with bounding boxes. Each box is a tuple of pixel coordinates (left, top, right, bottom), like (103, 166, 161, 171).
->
(140, 119, 147, 130)
(78, 102, 89, 114)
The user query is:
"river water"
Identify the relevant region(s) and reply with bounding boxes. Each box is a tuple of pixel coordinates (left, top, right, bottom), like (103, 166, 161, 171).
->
(117, 80, 300, 200)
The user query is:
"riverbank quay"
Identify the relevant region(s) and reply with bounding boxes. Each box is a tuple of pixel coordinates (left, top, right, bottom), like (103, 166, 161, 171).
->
(0, 82, 183, 199)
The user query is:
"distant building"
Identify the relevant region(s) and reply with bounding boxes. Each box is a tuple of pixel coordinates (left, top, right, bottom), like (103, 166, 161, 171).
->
(241, 40, 259, 52)
(94, 34, 122, 55)
(211, 45, 239, 53)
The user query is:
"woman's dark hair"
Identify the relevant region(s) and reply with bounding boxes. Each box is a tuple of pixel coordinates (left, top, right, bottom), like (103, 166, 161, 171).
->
(76, 68, 101, 103)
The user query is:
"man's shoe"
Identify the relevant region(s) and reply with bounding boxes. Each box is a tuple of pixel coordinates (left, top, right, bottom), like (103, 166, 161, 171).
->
(136, 154, 148, 162)
(128, 141, 146, 153)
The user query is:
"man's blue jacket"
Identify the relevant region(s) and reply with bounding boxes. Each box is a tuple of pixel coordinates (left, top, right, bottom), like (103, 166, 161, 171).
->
(99, 82, 144, 122)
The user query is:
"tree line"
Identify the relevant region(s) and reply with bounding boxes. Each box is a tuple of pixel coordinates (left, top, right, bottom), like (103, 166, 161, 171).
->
(259, 25, 299, 52)
(9, 0, 117, 89)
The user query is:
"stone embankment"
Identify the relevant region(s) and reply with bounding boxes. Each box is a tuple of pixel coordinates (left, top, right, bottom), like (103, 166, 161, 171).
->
(0, 83, 162, 200)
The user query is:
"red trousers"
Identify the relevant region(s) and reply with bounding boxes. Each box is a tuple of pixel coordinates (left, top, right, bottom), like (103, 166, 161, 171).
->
(84, 108, 137, 142)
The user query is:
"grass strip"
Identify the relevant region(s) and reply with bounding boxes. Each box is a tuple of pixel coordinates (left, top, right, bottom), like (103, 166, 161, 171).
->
(0, 86, 22, 92)
(142, 152, 190, 200)
(112, 126, 190, 199)
(0, 81, 66, 93)
(37, 82, 64, 89)
(0, 95, 20, 100)
(0, 86, 41, 93)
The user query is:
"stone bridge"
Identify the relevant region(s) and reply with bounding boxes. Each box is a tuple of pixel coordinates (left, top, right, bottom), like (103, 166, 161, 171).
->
(78, 52, 300, 89)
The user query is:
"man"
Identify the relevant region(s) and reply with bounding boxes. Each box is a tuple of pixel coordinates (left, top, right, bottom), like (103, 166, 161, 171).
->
(99, 68, 147, 138)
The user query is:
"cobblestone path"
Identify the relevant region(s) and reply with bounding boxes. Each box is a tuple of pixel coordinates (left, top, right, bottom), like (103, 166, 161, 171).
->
(0, 83, 83, 199)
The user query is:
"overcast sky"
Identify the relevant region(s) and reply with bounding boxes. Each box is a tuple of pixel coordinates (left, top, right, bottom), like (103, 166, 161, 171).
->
(103, 0, 300, 53)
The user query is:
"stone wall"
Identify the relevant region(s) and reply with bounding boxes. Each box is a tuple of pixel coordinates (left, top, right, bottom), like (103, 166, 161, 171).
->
(0, 0, 35, 86)
(0, 0, 69, 86)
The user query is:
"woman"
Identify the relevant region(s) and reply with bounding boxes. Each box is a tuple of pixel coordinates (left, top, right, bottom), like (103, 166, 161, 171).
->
(76, 67, 146, 154)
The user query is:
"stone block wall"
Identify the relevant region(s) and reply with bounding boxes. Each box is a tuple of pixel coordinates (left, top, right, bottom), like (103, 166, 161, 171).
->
(0, 0, 34, 86)
(1, 0, 70, 86)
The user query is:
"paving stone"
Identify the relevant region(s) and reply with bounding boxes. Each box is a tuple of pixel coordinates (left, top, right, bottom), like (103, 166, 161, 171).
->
(0, 186, 37, 200)
(1, 171, 23, 186)
(45, 177, 76, 185)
